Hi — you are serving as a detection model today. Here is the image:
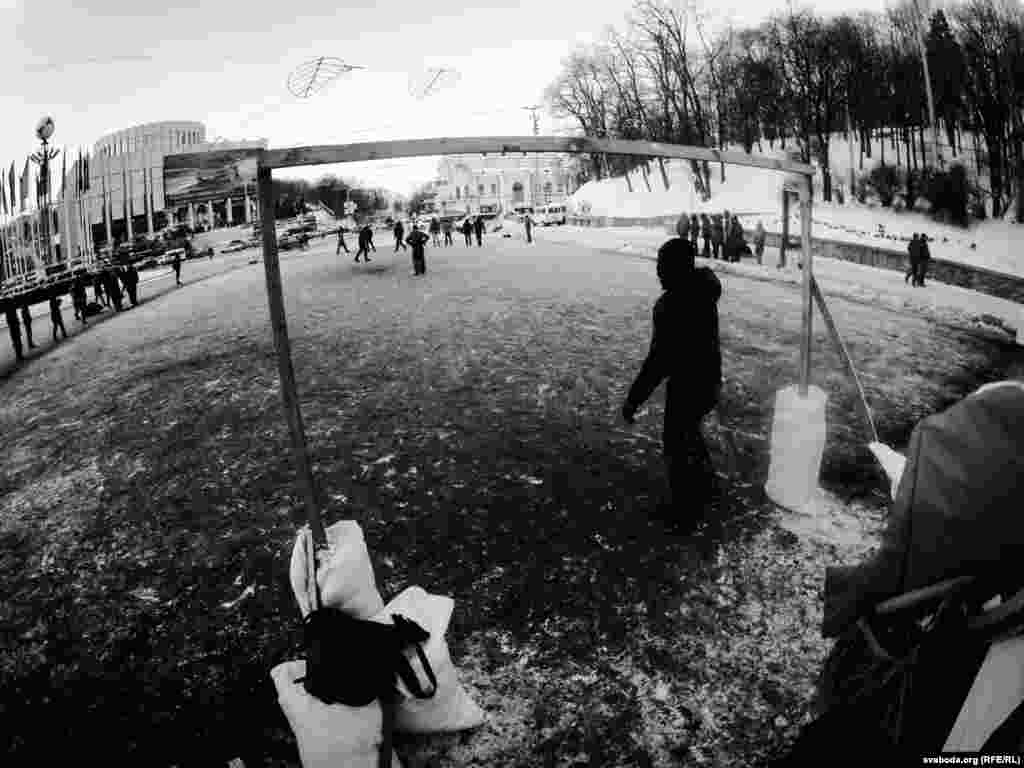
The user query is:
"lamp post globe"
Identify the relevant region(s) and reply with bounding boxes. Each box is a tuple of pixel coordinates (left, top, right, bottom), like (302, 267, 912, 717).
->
(36, 115, 55, 143)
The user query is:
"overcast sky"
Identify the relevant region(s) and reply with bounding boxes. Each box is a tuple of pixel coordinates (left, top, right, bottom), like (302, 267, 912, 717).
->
(3, 0, 890, 198)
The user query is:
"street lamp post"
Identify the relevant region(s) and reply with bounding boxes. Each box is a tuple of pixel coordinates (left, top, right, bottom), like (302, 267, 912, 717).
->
(31, 116, 60, 266)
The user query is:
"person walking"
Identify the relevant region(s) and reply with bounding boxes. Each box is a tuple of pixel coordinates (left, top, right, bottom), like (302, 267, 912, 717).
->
(915, 234, 931, 287)
(406, 224, 429, 276)
(336, 225, 350, 256)
(20, 304, 36, 349)
(727, 217, 747, 262)
(430, 217, 441, 247)
(49, 293, 68, 341)
(442, 217, 454, 247)
(700, 214, 712, 259)
(175, 243, 187, 286)
(93, 273, 108, 308)
(753, 220, 767, 265)
(621, 237, 723, 533)
(689, 214, 700, 249)
(105, 269, 124, 311)
(473, 215, 485, 247)
(524, 211, 536, 244)
(393, 219, 407, 252)
(72, 277, 89, 324)
(5, 307, 24, 362)
(906, 234, 920, 286)
(355, 224, 374, 263)
(711, 215, 724, 260)
(461, 218, 473, 247)
(122, 265, 140, 307)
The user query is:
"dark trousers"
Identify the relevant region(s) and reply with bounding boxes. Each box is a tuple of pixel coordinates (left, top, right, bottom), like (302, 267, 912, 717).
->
(702, 236, 711, 259)
(173, 264, 182, 285)
(525, 226, 533, 244)
(21, 314, 34, 348)
(411, 250, 426, 275)
(336, 236, 349, 254)
(126, 284, 138, 306)
(394, 236, 406, 251)
(914, 259, 929, 286)
(6, 311, 24, 360)
(475, 231, 483, 246)
(690, 232, 699, 248)
(663, 418, 716, 524)
(711, 240, 721, 259)
(443, 231, 453, 246)
(463, 232, 472, 246)
(755, 242, 765, 264)
(51, 312, 67, 340)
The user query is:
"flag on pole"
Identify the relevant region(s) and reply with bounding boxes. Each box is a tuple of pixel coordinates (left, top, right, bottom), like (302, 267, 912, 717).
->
(61, 148, 67, 202)
(20, 157, 29, 212)
(1, 174, 6, 216)
(9, 162, 15, 214)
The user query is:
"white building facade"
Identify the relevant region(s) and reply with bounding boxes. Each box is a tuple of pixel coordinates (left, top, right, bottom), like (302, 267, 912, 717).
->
(432, 153, 575, 216)
(69, 121, 266, 243)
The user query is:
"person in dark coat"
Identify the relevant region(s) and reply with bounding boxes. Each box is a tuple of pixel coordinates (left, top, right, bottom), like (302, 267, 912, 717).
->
(710, 215, 724, 260)
(621, 237, 723, 532)
(122, 265, 139, 306)
(461, 218, 473, 247)
(700, 214, 712, 259)
(915, 235, 931, 287)
(93, 273, 108, 307)
(175, 243, 187, 286)
(905, 234, 920, 285)
(753, 221, 767, 265)
(49, 293, 68, 341)
(335, 226, 350, 255)
(524, 212, 535, 244)
(429, 217, 441, 247)
(689, 214, 700, 248)
(393, 220, 407, 252)
(355, 224, 374, 263)
(5, 307, 24, 362)
(19, 304, 36, 349)
(473, 216, 485, 247)
(442, 218, 454, 247)
(727, 217, 747, 262)
(405, 224, 429, 275)
(105, 270, 124, 311)
(72, 277, 89, 324)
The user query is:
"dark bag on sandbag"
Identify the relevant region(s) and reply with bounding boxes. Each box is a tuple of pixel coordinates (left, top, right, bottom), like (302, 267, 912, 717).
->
(85, 301, 103, 317)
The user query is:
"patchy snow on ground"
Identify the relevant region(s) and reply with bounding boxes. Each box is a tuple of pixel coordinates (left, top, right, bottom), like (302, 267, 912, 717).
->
(568, 158, 1024, 279)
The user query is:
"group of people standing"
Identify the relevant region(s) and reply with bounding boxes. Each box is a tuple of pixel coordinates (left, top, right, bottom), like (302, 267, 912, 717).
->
(677, 211, 767, 264)
(905, 233, 932, 287)
(4, 264, 140, 364)
(336, 224, 376, 263)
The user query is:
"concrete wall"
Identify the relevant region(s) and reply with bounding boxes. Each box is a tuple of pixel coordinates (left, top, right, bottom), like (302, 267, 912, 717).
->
(567, 215, 1024, 304)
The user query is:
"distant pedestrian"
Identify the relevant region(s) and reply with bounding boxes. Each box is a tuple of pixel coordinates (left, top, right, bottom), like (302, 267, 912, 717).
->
(5, 307, 24, 362)
(49, 294, 68, 341)
(105, 270, 124, 311)
(689, 214, 700, 248)
(473, 216, 485, 247)
(461, 218, 473, 247)
(20, 305, 36, 349)
(175, 243, 187, 286)
(355, 225, 374, 263)
(406, 224, 429, 275)
(72, 278, 89, 324)
(727, 217, 747, 262)
(336, 226, 350, 255)
(122, 265, 140, 307)
(711, 215, 724, 260)
(700, 214, 712, 259)
(754, 220, 766, 265)
(906, 234, 920, 285)
(93, 273, 109, 307)
(393, 220, 407, 251)
(524, 212, 535, 244)
(430, 217, 441, 247)
(915, 234, 931, 287)
(442, 218, 454, 247)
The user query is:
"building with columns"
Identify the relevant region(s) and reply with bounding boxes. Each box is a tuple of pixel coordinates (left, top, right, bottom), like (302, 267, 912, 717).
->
(68, 120, 266, 245)
(431, 153, 575, 216)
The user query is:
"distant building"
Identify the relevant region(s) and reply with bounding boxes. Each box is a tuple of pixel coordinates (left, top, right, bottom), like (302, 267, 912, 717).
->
(67, 120, 267, 244)
(433, 153, 575, 216)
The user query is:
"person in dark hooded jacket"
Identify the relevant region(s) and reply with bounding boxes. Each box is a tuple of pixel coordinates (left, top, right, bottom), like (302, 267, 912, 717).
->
(405, 224, 429, 275)
(700, 214, 712, 259)
(710, 215, 724, 259)
(621, 237, 723, 531)
(689, 214, 700, 248)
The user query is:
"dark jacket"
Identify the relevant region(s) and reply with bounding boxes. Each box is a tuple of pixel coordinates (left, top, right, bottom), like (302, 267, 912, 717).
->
(626, 267, 723, 453)
(823, 382, 1024, 638)
(689, 217, 700, 238)
(701, 218, 712, 238)
(473, 218, 485, 234)
(711, 220, 724, 243)
(461, 220, 472, 235)
(394, 222, 405, 238)
(406, 230, 429, 253)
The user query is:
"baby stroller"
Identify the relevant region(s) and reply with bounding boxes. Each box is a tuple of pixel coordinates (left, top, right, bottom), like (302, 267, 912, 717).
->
(773, 380, 1024, 761)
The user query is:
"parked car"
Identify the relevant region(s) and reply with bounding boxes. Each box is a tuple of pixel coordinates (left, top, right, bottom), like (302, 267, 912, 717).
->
(221, 239, 249, 254)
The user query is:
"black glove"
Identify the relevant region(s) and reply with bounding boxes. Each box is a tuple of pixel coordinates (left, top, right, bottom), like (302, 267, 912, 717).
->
(621, 402, 637, 425)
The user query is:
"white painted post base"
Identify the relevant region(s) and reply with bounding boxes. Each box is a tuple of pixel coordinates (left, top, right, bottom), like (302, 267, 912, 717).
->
(1017, 306, 1024, 346)
(764, 384, 828, 513)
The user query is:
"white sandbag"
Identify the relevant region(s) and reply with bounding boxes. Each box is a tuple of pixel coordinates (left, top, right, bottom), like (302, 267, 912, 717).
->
(271, 660, 404, 768)
(371, 586, 486, 734)
(764, 385, 828, 512)
(290, 521, 385, 620)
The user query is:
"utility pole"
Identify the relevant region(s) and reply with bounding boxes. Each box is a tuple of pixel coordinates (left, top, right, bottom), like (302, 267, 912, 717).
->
(523, 105, 542, 208)
(910, 0, 944, 170)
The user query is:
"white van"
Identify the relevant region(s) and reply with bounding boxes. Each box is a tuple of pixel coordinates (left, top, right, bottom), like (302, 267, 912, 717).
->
(539, 204, 567, 226)
(512, 204, 535, 221)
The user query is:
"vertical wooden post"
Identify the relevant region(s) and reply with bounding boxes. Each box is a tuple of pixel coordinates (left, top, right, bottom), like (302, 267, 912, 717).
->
(257, 162, 326, 549)
(779, 192, 789, 269)
(799, 175, 814, 397)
